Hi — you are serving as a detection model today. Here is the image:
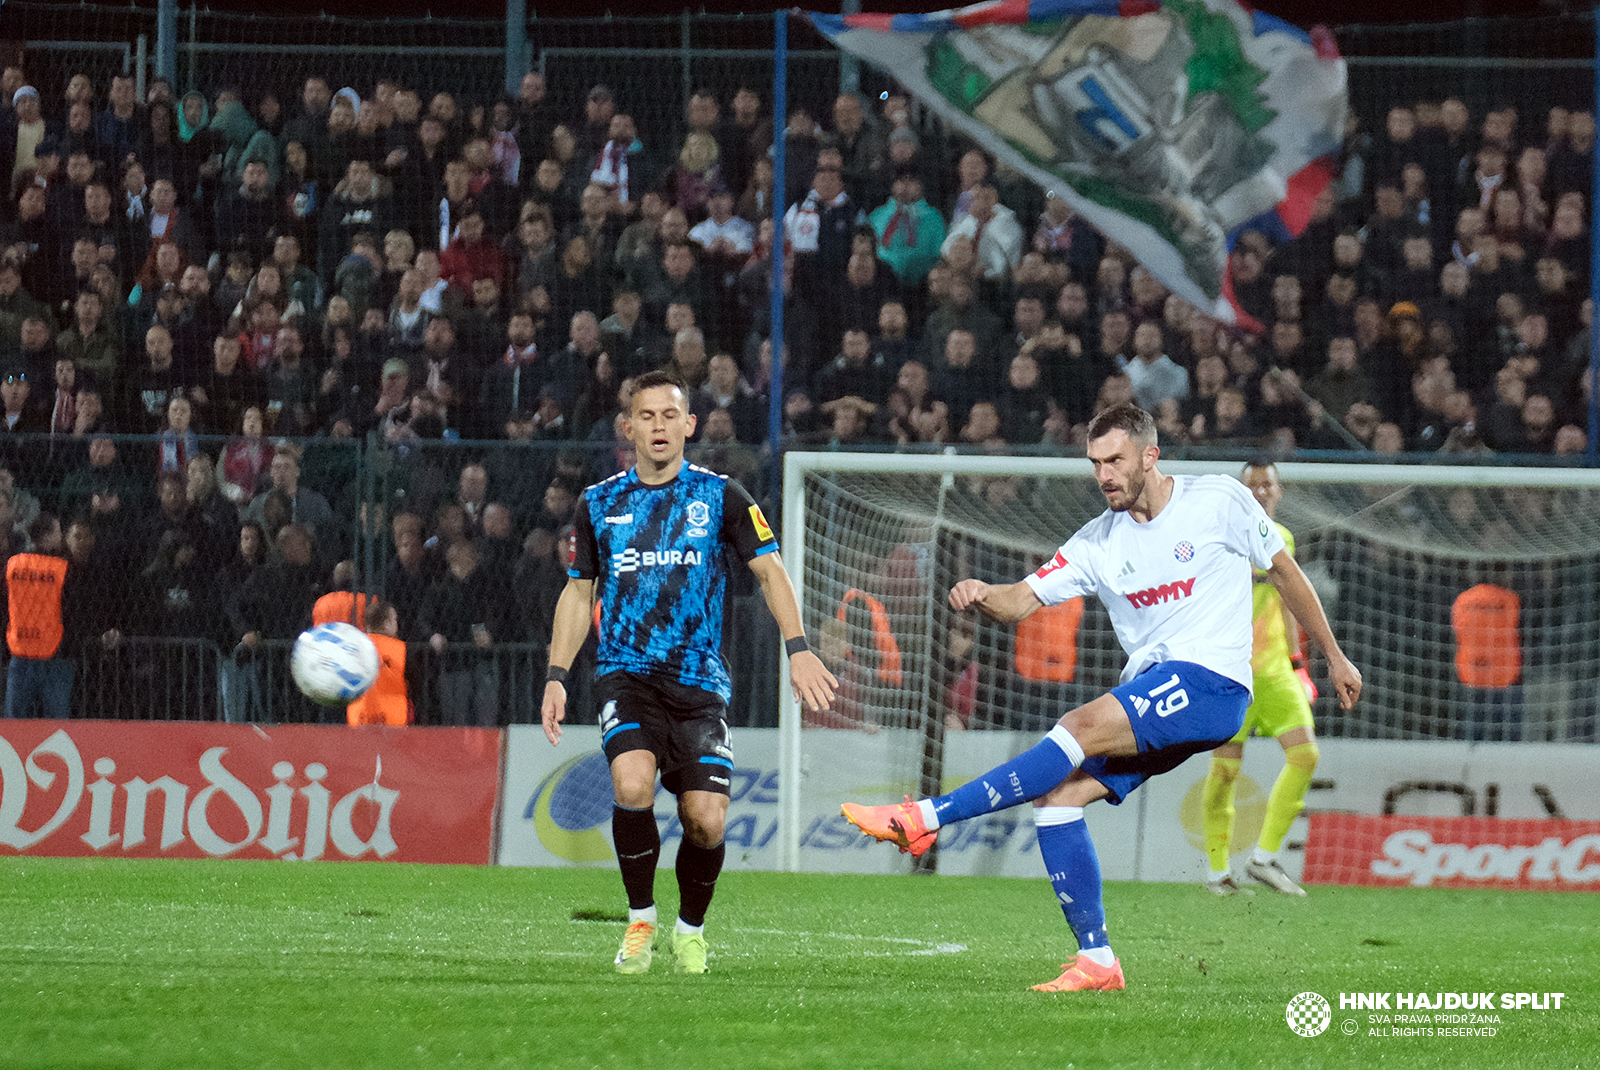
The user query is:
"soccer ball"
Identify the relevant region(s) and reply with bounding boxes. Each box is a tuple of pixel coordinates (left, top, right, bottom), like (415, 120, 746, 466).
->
(290, 622, 381, 706)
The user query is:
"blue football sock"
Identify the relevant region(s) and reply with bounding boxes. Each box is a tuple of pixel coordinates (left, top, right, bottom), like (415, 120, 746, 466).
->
(1035, 806, 1110, 955)
(929, 725, 1085, 827)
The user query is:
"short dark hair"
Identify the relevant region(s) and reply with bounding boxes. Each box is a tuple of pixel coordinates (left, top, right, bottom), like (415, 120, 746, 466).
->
(634, 369, 688, 397)
(1086, 403, 1157, 449)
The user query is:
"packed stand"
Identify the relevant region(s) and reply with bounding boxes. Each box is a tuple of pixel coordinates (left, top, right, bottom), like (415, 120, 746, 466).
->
(0, 61, 1593, 721)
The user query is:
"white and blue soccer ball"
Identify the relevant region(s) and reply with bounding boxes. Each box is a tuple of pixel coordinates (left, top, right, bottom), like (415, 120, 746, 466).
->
(290, 622, 381, 706)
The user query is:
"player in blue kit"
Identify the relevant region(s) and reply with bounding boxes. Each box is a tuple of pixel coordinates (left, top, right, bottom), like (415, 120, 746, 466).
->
(542, 370, 837, 975)
(844, 404, 1362, 991)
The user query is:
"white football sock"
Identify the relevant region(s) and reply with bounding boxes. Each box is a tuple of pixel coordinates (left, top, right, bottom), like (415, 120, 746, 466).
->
(629, 905, 658, 925)
(1079, 946, 1116, 967)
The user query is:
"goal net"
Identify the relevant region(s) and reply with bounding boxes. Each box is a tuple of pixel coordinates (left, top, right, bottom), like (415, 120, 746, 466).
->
(777, 452, 1600, 872)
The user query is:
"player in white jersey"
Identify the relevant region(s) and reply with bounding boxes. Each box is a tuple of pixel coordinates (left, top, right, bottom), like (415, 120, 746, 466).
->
(843, 404, 1361, 992)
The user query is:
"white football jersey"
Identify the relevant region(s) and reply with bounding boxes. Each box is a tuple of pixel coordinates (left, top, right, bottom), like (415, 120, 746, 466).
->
(1023, 474, 1285, 691)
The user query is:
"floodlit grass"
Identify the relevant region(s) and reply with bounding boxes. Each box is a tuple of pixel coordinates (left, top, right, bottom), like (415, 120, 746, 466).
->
(0, 857, 1594, 1069)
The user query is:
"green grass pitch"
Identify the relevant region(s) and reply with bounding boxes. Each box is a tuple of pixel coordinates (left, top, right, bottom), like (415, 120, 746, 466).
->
(1, 857, 1593, 1070)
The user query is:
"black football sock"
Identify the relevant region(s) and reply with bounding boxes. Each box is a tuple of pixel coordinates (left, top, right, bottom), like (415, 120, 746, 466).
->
(612, 804, 660, 911)
(675, 839, 726, 927)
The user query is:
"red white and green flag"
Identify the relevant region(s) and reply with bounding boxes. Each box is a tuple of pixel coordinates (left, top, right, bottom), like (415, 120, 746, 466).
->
(809, 0, 1347, 327)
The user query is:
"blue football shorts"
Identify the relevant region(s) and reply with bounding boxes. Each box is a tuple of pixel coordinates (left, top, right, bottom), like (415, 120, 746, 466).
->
(1080, 660, 1250, 804)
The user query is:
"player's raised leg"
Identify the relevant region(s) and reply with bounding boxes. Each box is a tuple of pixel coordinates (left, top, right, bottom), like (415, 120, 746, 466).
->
(842, 692, 1134, 853)
(611, 749, 663, 974)
(1028, 775, 1125, 992)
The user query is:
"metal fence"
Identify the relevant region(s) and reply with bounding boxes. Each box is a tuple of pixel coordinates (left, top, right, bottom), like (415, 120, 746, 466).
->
(5, 5, 1593, 127)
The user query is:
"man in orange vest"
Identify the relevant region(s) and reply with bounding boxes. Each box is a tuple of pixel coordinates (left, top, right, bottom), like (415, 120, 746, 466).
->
(313, 560, 375, 629)
(347, 600, 413, 726)
(5, 511, 73, 719)
(1451, 572, 1522, 741)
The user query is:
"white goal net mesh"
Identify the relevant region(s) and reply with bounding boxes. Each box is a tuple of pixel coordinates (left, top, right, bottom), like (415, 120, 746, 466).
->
(786, 454, 1600, 867)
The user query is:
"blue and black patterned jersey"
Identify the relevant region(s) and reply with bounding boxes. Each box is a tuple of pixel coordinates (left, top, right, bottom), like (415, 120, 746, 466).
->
(570, 463, 778, 702)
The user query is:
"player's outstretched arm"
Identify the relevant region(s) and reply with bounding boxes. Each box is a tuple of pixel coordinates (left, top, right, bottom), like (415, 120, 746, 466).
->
(1265, 549, 1362, 709)
(748, 552, 839, 712)
(541, 576, 595, 746)
(949, 578, 1044, 623)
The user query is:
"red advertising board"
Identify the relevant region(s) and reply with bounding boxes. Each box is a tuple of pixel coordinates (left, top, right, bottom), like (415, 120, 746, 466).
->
(1305, 813, 1600, 890)
(0, 721, 500, 864)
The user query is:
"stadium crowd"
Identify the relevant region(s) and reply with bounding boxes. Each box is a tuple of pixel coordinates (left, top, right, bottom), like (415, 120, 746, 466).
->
(0, 59, 1594, 721)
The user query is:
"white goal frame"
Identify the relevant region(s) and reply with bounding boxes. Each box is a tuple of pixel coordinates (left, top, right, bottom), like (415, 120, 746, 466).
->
(776, 450, 1600, 872)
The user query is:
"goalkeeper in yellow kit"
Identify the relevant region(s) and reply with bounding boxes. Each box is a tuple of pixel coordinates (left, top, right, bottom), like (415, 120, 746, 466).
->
(1201, 462, 1318, 896)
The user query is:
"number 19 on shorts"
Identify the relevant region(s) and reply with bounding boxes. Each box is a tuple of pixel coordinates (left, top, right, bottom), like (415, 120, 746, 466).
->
(1129, 674, 1189, 718)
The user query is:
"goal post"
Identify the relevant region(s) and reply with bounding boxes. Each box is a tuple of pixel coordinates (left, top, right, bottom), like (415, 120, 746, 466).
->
(777, 450, 1600, 873)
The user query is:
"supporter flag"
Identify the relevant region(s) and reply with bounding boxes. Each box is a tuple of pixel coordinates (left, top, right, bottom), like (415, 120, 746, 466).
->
(808, 0, 1347, 327)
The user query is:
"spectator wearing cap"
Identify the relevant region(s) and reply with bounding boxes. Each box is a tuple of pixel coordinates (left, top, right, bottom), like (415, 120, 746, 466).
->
(8, 86, 47, 197)
(884, 125, 933, 194)
(322, 89, 366, 190)
(1366, 300, 1433, 433)
(869, 168, 946, 288)
(28, 131, 61, 192)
